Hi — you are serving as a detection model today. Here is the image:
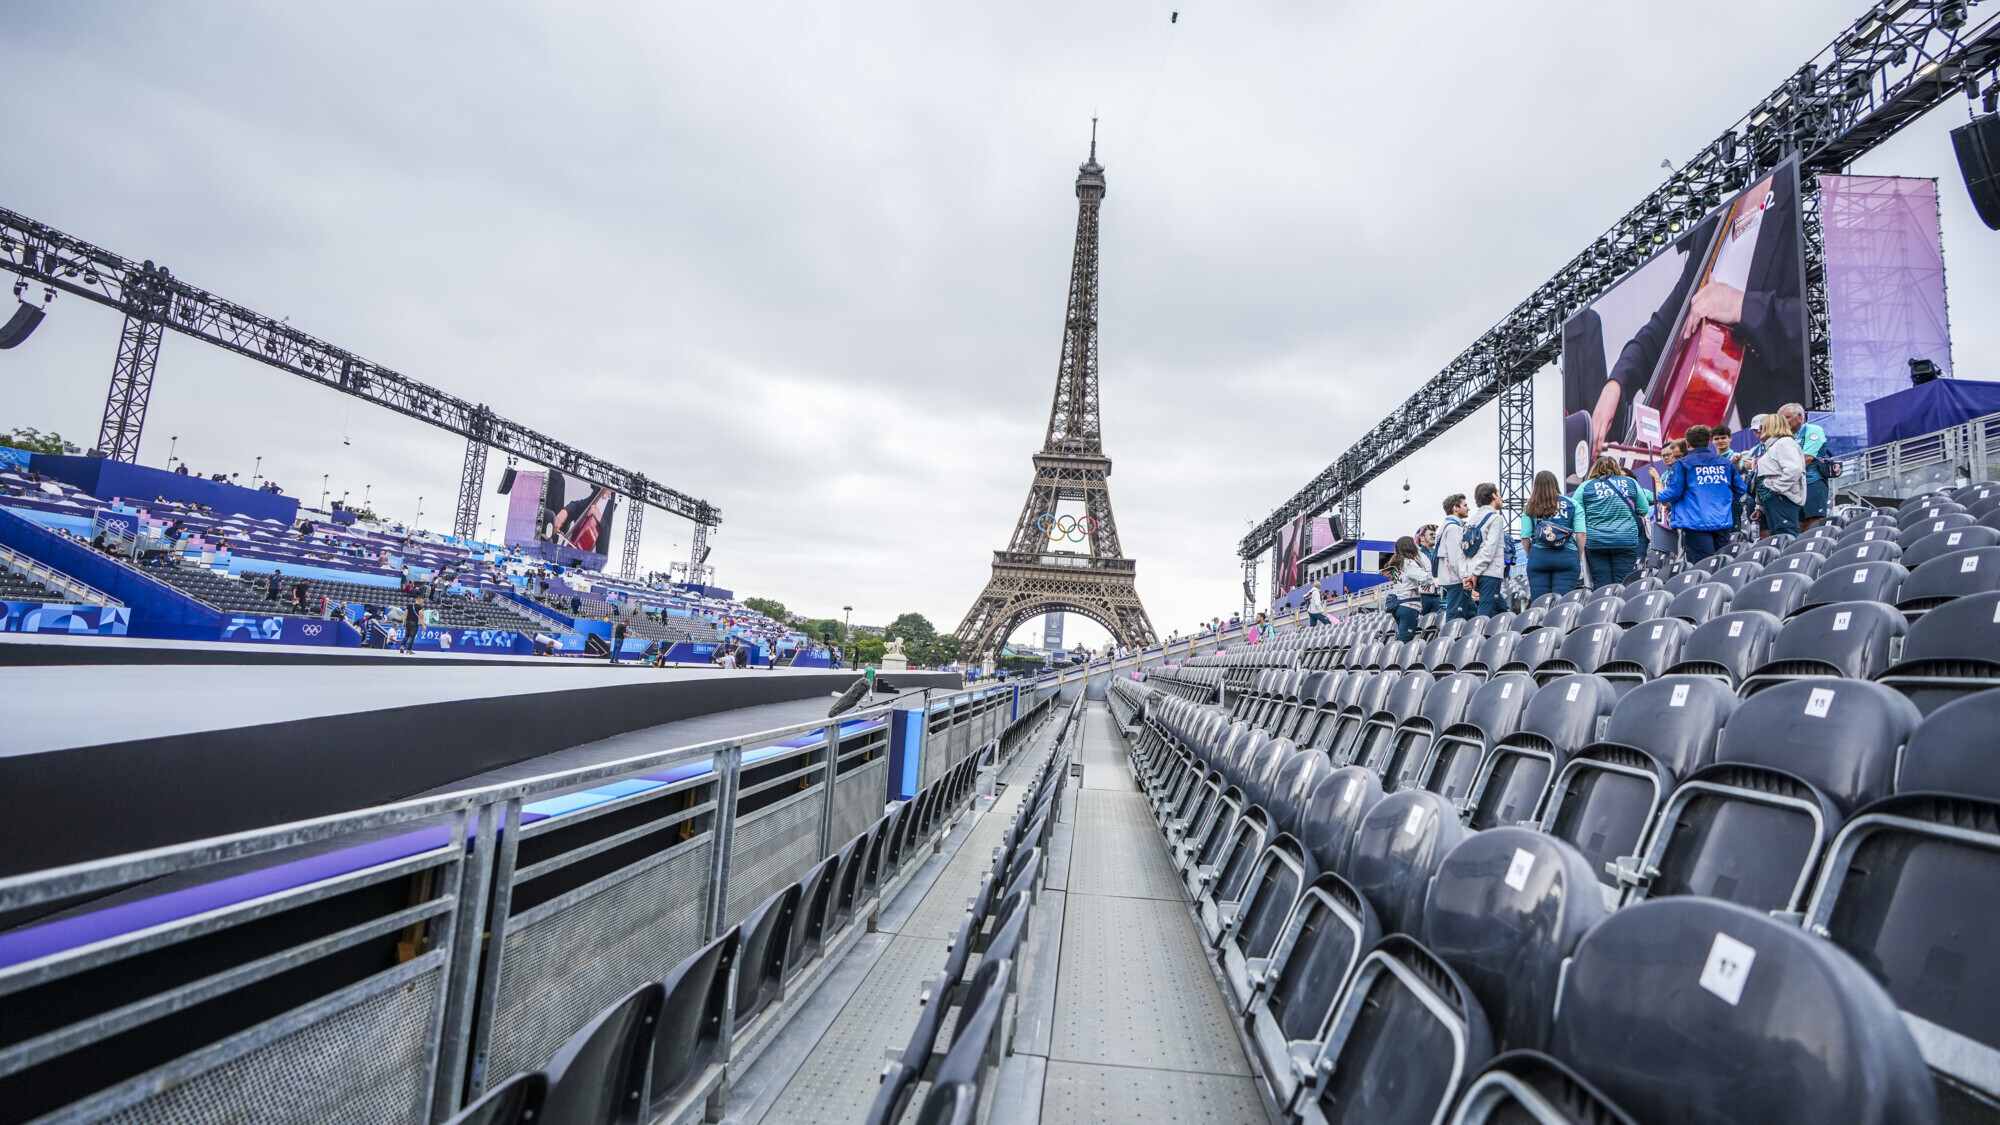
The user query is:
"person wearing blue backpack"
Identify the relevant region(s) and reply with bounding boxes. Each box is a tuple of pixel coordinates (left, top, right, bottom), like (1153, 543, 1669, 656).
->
(1655, 424, 1747, 563)
(1518, 471, 1587, 599)
(1570, 457, 1652, 587)
(1455, 483, 1510, 617)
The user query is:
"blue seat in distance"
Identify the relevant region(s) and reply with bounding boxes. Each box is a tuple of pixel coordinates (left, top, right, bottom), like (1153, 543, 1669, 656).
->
(1418, 674, 1537, 803)
(1661, 609, 1780, 688)
(1347, 670, 1436, 774)
(1804, 690, 2000, 1108)
(1740, 600, 1906, 695)
(647, 928, 740, 1118)
(1539, 676, 1735, 908)
(1824, 539, 1905, 572)
(540, 981, 664, 1125)
(444, 1071, 546, 1125)
(1297, 766, 1386, 875)
(1369, 671, 1479, 783)
(1896, 545, 2000, 616)
(1198, 806, 1272, 942)
(1902, 523, 2000, 570)
(1293, 935, 1495, 1125)
(1800, 560, 1908, 613)
(1618, 678, 1917, 914)
(1346, 789, 1470, 936)
(1447, 1051, 1639, 1125)
(1593, 617, 1694, 688)
(1466, 674, 1620, 832)
(1219, 834, 1319, 1005)
(1536, 621, 1621, 683)
(1246, 873, 1382, 1109)
(1548, 898, 1936, 1125)
(1424, 829, 1607, 1053)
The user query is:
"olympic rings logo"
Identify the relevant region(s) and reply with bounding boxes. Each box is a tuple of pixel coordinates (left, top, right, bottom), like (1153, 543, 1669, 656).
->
(1036, 513, 1097, 543)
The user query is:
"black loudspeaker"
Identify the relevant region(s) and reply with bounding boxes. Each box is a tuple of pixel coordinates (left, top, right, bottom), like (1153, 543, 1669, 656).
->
(1952, 112, 2000, 230)
(0, 302, 45, 349)
(496, 466, 518, 495)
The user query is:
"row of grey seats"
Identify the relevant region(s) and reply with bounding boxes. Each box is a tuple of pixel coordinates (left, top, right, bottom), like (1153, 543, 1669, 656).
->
(1126, 680, 1999, 1122)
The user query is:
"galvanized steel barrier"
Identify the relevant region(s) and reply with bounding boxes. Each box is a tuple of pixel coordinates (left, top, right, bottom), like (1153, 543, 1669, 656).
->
(0, 678, 1058, 1125)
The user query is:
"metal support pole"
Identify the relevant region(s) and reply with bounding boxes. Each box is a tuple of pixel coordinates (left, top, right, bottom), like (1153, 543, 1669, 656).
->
(462, 798, 522, 1104)
(817, 721, 842, 859)
(689, 522, 710, 586)
(1339, 493, 1363, 542)
(620, 498, 644, 582)
(1241, 555, 1258, 626)
(453, 436, 488, 540)
(703, 743, 743, 940)
(1498, 374, 1535, 523)
(432, 803, 500, 1121)
(96, 313, 164, 463)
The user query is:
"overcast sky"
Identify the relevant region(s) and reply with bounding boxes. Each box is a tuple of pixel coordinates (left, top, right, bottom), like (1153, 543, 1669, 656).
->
(6, 2, 1996, 648)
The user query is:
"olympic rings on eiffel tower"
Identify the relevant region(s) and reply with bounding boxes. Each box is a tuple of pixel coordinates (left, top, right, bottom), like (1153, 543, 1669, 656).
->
(1036, 513, 1098, 543)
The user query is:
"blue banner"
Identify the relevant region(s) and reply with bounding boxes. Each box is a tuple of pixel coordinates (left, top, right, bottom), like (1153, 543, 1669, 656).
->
(2, 602, 131, 635)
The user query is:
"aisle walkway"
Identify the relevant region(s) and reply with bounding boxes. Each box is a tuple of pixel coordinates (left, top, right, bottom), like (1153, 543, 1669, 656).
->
(997, 703, 1265, 1124)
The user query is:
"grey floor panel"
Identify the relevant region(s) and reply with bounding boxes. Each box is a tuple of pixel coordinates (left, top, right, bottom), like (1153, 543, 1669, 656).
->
(1008, 886, 1067, 1058)
(1040, 1060, 1267, 1124)
(1048, 892, 1249, 1074)
(987, 1053, 1049, 1125)
(1067, 791, 1185, 901)
(1042, 801, 1076, 893)
(718, 930, 891, 1125)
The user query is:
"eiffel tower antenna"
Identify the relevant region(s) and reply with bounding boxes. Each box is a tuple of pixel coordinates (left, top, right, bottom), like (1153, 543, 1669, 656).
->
(955, 125, 1157, 663)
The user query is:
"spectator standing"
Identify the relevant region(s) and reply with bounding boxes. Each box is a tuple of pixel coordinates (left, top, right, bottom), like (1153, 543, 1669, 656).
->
(610, 618, 630, 664)
(1435, 494, 1474, 620)
(1519, 471, 1586, 599)
(1646, 440, 1689, 558)
(1748, 412, 1807, 538)
(1415, 524, 1443, 616)
(1656, 425, 1746, 563)
(1779, 403, 1831, 530)
(402, 598, 425, 653)
(1304, 583, 1330, 627)
(1572, 458, 1652, 587)
(1458, 484, 1510, 618)
(1379, 536, 1428, 642)
(1247, 612, 1268, 644)
(264, 569, 283, 602)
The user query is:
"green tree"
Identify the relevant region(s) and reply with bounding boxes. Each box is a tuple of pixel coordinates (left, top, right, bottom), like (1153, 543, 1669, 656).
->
(742, 597, 788, 623)
(803, 618, 845, 644)
(2, 427, 69, 455)
(884, 612, 936, 646)
(852, 635, 885, 665)
(918, 634, 961, 667)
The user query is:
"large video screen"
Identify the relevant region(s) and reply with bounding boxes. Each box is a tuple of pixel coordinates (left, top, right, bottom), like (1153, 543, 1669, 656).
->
(499, 468, 619, 565)
(1561, 159, 1808, 483)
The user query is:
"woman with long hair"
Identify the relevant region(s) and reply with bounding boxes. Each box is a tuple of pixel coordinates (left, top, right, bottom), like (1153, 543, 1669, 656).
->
(1414, 523, 1443, 615)
(1750, 412, 1807, 537)
(1519, 470, 1587, 599)
(1570, 457, 1653, 587)
(1380, 535, 1427, 642)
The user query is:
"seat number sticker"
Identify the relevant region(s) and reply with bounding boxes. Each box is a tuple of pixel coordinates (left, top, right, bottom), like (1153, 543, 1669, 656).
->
(1948, 532, 1964, 545)
(1832, 612, 1851, 631)
(1700, 932, 1757, 1006)
(1697, 587, 1709, 599)
(1670, 684, 1690, 707)
(1652, 624, 1665, 639)
(1805, 687, 1836, 718)
(1403, 804, 1427, 837)
(1566, 682, 1582, 702)
(1728, 620, 1744, 637)
(1505, 848, 1536, 892)
(1964, 556, 1981, 573)
(1501, 682, 1514, 698)
(1345, 776, 1365, 803)
(1771, 578, 1786, 589)
(1854, 568, 1869, 583)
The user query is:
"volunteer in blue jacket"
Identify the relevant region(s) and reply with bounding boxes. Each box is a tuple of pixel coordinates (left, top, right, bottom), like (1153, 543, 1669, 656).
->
(1655, 424, 1747, 563)
(1571, 457, 1653, 587)
(1518, 470, 1587, 599)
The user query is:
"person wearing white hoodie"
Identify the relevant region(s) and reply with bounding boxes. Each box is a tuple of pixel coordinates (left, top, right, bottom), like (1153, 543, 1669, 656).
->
(1456, 483, 1510, 618)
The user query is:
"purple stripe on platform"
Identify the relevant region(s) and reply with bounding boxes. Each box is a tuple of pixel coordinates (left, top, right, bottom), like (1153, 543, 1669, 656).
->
(0, 827, 452, 970)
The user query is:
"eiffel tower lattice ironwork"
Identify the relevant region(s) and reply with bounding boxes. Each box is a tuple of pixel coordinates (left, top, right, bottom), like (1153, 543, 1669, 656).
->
(955, 127, 1157, 660)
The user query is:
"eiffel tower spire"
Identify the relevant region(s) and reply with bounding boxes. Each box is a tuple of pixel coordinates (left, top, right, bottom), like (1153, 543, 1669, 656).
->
(955, 128, 1157, 661)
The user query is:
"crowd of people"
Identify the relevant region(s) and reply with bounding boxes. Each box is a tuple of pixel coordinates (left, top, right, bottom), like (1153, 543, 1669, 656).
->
(1367, 404, 1834, 642)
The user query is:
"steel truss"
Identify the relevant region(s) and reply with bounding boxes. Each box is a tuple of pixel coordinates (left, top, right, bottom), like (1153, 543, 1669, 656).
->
(0, 209, 720, 532)
(1242, 0, 2000, 560)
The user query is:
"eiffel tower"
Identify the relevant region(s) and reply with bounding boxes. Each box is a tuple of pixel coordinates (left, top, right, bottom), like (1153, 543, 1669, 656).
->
(955, 126, 1157, 661)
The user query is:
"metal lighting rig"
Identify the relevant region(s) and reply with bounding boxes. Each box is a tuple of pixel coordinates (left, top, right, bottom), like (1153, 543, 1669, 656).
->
(1242, 0, 2000, 563)
(0, 206, 720, 579)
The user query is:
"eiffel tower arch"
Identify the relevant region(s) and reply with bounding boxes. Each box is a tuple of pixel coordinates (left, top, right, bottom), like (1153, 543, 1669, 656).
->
(956, 125, 1157, 661)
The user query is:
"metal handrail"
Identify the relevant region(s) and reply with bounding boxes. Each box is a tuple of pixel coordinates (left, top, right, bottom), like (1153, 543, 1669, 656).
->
(0, 541, 121, 608)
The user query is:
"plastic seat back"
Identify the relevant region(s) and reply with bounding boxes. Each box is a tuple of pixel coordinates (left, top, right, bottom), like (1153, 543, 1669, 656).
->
(1742, 600, 1905, 693)
(1596, 617, 1692, 685)
(1617, 589, 1673, 625)
(1447, 1051, 1638, 1125)
(1421, 674, 1537, 802)
(1549, 620, 1620, 678)
(1298, 766, 1385, 874)
(1371, 671, 1479, 780)
(1532, 601, 1582, 635)
(1667, 581, 1733, 626)
(1549, 898, 1936, 1125)
(1897, 545, 2000, 614)
(445, 1072, 546, 1125)
(734, 884, 799, 1025)
(1898, 512, 1976, 549)
(1424, 829, 1606, 1052)
(1501, 627, 1562, 674)
(1875, 590, 2000, 715)
(1440, 633, 1484, 673)
(1346, 790, 1469, 935)
(787, 855, 839, 978)
(1663, 569, 1709, 596)
(541, 981, 665, 1125)
(1824, 539, 1904, 572)
(1227, 833, 1319, 965)
(1268, 747, 1333, 840)
(1801, 560, 1907, 612)
(649, 928, 740, 1109)
(1902, 523, 2000, 570)
(1663, 609, 1778, 686)
(1712, 560, 1764, 590)
(1467, 674, 1619, 831)
(1573, 596, 1624, 629)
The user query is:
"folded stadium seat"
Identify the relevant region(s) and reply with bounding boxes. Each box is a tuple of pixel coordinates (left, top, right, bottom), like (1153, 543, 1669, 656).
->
(538, 981, 664, 1125)
(647, 928, 739, 1119)
(1738, 599, 1905, 696)
(1241, 671, 1279, 726)
(1365, 671, 1478, 780)
(786, 855, 840, 980)
(1824, 538, 1905, 572)
(1346, 789, 1471, 935)
(1660, 609, 1780, 688)
(1199, 806, 1274, 942)
(1572, 595, 1625, 630)
(1668, 581, 1735, 627)
(1556, 586, 1594, 605)
(1534, 621, 1621, 684)
(1465, 674, 1621, 832)
(1663, 569, 1712, 597)
(913, 959, 1012, 1121)
(866, 969, 953, 1125)
(1219, 834, 1320, 1000)
(1836, 523, 1903, 551)
(1465, 631, 1520, 679)
(1165, 769, 1224, 848)
(1295, 765, 1387, 873)
(1245, 872, 1383, 1109)
(1800, 560, 1908, 614)
(1532, 601, 1583, 636)
(1763, 549, 1829, 583)
(1294, 674, 1351, 749)
(1548, 897, 1937, 1125)
(861, 815, 894, 900)
(443, 1070, 546, 1125)
(1539, 676, 1736, 908)
(1180, 783, 1243, 880)
(1899, 513, 1978, 550)
(1326, 674, 1398, 763)
(1615, 589, 1673, 626)
(1269, 746, 1335, 840)
(1594, 617, 1695, 690)
(1875, 590, 2000, 715)
(1903, 524, 2000, 571)
(1954, 481, 2000, 506)
(1255, 671, 1297, 732)
(1447, 1050, 1640, 1125)
(1291, 934, 1495, 1125)
(1897, 546, 2000, 618)
(1973, 494, 2000, 520)
(1345, 670, 1438, 772)
(1804, 691, 2000, 1110)
(1245, 737, 1301, 813)
(1436, 633, 1486, 676)
(734, 885, 799, 1030)
(1775, 534, 1830, 560)
(1417, 674, 1539, 803)
(1498, 627, 1562, 676)
(1618, 678, 1917, 915)
(1531, 591, 1562, 610)
(1424, 828, 1606, 1053)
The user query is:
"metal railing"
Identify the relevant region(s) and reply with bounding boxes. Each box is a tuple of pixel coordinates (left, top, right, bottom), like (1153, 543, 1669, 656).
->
(1843, 411, 2000, 500)
(0, 677, 1057, 1125)
(0, 542, 121, 608)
